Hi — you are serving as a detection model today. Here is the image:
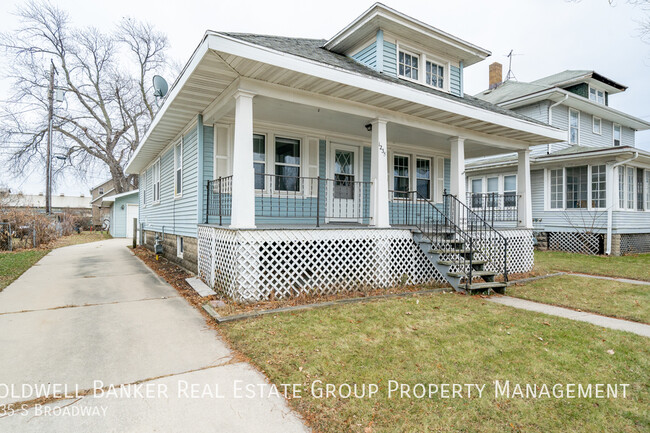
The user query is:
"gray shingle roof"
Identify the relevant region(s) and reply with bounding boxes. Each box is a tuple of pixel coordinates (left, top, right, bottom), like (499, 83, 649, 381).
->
(219, 32, 551, 127)
(530, 70, 592, 87)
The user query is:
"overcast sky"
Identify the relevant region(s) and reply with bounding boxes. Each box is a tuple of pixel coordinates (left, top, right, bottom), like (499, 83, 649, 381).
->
(1, 0, 649, 195)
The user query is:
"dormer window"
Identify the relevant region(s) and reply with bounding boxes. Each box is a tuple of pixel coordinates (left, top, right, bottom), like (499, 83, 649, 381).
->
(398, 50, 419, 80)
(589, 87, 605, 105)
(426, 61, 444, 89)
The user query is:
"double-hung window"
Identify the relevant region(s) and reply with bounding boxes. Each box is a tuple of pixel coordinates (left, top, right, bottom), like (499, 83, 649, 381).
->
(591, 165, 606, 208)
(174, 139, 183, 196)
(646, 170, 650, 210)
(593, 117, 601, 135)
(589, 87, 605, 104)
(152, 159, 161, 203)
(637, 168, 645, 211)
(550, 169, 564, 209)
(470, 178, 483, 208)
(618, 167, 625, 208)
(425, 61, 444, 89)
(253, 134, 266, 190)
(487, 177, 499, 207)
(274, 137, 301, 192)
(398, 50, 419, 80)
(393, 155, 410, 198)
(416, 158, 431, 199)
(142, 171, 147, 206)
(98, 187, 104, 195)
(565, 166, 588, 209)
(627, 167, 635, 209)
(503, 175, 517, 207)
(569, 109, 580, 145)
(613, 124, 621, 146)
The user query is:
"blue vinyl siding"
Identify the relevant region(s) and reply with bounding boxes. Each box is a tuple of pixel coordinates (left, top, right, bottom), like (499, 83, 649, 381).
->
(449, 66, 461, 97)
(111, 193, 139, 237)
(139, 124, 199, 237)
(383, 41, 397, 77)
(201, 125, 214, 224)
(352, 42, 377, 70)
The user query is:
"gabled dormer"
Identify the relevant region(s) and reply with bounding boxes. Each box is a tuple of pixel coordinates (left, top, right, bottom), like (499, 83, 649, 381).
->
(324, 3, 490, 98)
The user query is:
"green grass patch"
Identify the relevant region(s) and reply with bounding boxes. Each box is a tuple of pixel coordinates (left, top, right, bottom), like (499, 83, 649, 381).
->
(0, 249, 50, 292)
(534, 250, 650, 281)
(221, 293, 649, 433)
(508, 275, 650, 324)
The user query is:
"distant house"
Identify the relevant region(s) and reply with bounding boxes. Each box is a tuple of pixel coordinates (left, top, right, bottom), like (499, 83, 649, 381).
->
(1, 192, 92, 223)
(125, 3, 565, 300)
(89, 180, 116, 227)
(103, 190, 139, 238)
(469, 65, 650, 255)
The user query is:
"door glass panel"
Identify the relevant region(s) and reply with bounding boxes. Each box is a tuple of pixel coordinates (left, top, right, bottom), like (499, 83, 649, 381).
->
(334, 150, 354, 199)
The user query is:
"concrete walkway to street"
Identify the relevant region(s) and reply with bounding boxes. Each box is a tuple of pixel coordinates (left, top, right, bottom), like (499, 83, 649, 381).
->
(488, 296, 650, 338)
(0, 239, 309, 432)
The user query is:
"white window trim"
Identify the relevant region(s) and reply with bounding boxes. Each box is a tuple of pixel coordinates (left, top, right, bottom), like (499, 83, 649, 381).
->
(592, 116, 602, 135)
(546, 165, 610, 211)
(388, 148, 444, 202)
(613, 123, 622, 147)
(253, 132, 268, 192)
(391, 152, 411, 199)
(141, 170, 147, 207)
(152, 158, 161, 204)
(568, 108, 580, 145)
(174, 137, 183, 198)
(415, 156, 433, 200)
(395, 42, 450, 93)
(588, 85, 605, 105)
(590, 164, 607, 210)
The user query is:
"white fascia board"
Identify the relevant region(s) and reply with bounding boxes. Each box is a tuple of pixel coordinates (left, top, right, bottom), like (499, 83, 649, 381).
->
(500, 88, 650, 131)
(125, 36, 211, 174)
(207, 33, 564, 142)
(110, 189, 140, 200)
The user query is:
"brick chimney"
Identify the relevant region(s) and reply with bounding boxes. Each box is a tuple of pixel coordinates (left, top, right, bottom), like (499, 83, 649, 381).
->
(489, 62, 503, 89)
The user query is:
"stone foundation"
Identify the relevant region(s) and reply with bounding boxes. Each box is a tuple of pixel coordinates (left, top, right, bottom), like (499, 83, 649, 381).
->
(534, 232, 548, 251)
(143, 230, 198, 273)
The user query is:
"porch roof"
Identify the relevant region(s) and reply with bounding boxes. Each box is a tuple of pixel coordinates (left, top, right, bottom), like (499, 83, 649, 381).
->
(126, 31, 565, 174)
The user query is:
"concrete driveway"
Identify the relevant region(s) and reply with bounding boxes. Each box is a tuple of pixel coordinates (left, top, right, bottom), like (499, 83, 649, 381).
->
(0, 239, 308, 432)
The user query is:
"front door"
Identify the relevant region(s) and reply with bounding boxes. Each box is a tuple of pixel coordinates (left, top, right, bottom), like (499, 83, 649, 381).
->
(328, 143, 360, 221)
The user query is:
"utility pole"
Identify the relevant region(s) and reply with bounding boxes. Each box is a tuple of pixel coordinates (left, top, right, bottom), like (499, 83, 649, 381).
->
(46, 61, 55, 215)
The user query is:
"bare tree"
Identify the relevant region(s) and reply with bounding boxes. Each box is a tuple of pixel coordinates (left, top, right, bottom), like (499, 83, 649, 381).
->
(0, 1, 172, 193)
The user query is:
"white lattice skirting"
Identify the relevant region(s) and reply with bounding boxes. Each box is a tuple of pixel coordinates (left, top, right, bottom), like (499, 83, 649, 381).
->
(198, 225, 534, 302)
(548, 232, 602, 255)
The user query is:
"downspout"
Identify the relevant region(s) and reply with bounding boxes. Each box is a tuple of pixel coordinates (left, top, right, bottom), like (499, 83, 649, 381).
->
(606, 152, 639, 255)
(547, 94, 568, 154)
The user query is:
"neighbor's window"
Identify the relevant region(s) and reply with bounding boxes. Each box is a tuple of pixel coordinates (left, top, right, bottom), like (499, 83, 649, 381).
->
(550, 169, 564, 209)
(393, 155, 410, 198)
(637, 168, 644, 211)
(471, 178, 483, 207)
(627, 167, 635, 209)
(274, 137, 301, 192)
(613, 124, 621, 146)
(153, 159, 161, 202)
(487, 177, 498, 207)
(398, 50, 419, 80)
(98, 187, 104, 195)
(591, 165, 606, 208)
(174, 138, 183, 196)
(593, 116, 601, 135)
(503, 175, 517, 207)
(253, 134, 265, 190)
(589, 87, 605, 104)
(565, 166, 588, 208)
(416, 158, 431, 199)
(425, 61, 444, 89)
(645, 170, 650, 210)
(569, 109, 580, 145)
(618, 167, 625, 208)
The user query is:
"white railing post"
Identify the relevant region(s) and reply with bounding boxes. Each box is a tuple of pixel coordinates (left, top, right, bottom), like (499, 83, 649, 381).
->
(517, 149, 533, 228)
(230, 90, 256, 229)
(370, 119, 390, 227)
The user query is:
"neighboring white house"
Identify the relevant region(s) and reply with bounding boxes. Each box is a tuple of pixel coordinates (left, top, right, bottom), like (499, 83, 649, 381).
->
(103, 190, 139, 238)
(468, 65, 650, 255)
(125, 3, 564, 301)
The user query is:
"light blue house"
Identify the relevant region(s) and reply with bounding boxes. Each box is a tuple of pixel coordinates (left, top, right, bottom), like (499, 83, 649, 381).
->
(469, 66, 650, 255)
(125, 3, 564, 301)
(104, 190, 139, 238)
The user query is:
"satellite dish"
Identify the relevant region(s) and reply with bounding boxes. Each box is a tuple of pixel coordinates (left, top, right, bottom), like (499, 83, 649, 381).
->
(152, 75, 168, 99)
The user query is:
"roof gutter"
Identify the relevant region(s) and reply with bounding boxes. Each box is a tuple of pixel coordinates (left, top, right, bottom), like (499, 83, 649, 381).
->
(547, 94, 569, 154)
(606, 152, 639, 255)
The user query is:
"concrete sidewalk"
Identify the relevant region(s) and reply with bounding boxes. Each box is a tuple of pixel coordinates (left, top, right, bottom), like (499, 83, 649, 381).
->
(0, 239, 308, 432)
(488, 296, 650, 338)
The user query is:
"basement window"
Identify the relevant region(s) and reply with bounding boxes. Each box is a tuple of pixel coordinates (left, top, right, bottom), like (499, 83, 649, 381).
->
(177, 236, 184, 258)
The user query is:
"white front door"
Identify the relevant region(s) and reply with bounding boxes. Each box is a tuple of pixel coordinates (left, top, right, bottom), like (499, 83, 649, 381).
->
(126, 204, 139, 239)
(328, 143, 360, 221)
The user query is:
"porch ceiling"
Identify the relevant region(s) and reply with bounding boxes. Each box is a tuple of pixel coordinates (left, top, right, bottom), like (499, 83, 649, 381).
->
(126, 32, 564, 173)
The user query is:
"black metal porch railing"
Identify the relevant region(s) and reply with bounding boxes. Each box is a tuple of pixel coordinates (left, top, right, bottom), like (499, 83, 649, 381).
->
(205, 174, 371, 227)
(466, 192, 520, 225)
(389, 190, 508, 288)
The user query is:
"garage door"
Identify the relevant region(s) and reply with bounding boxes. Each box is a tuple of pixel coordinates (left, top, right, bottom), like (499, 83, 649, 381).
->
(126, 204, 139, 239)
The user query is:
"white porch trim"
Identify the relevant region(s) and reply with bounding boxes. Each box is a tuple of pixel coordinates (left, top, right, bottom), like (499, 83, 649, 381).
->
(370, 119, 390, 227)
(449, 137, 466, 204)
(517, 150, 533, 228)
(230, 90, 257, 229)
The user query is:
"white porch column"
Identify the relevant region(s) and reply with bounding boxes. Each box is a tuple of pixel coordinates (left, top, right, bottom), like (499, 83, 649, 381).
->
(230, 90, 256, 229)
(449, 137, 466, 204)
(370, 119, 390, 227)
(605, 163, 615, 255)
(517, 149, 533, 228)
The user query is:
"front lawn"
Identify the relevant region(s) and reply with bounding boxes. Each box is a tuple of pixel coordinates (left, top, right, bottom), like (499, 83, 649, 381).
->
(221, 293, 649, 433)
(508, 274, 650, 324)
(0, 250, 50, 292)
(534, 250, 650, 281)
